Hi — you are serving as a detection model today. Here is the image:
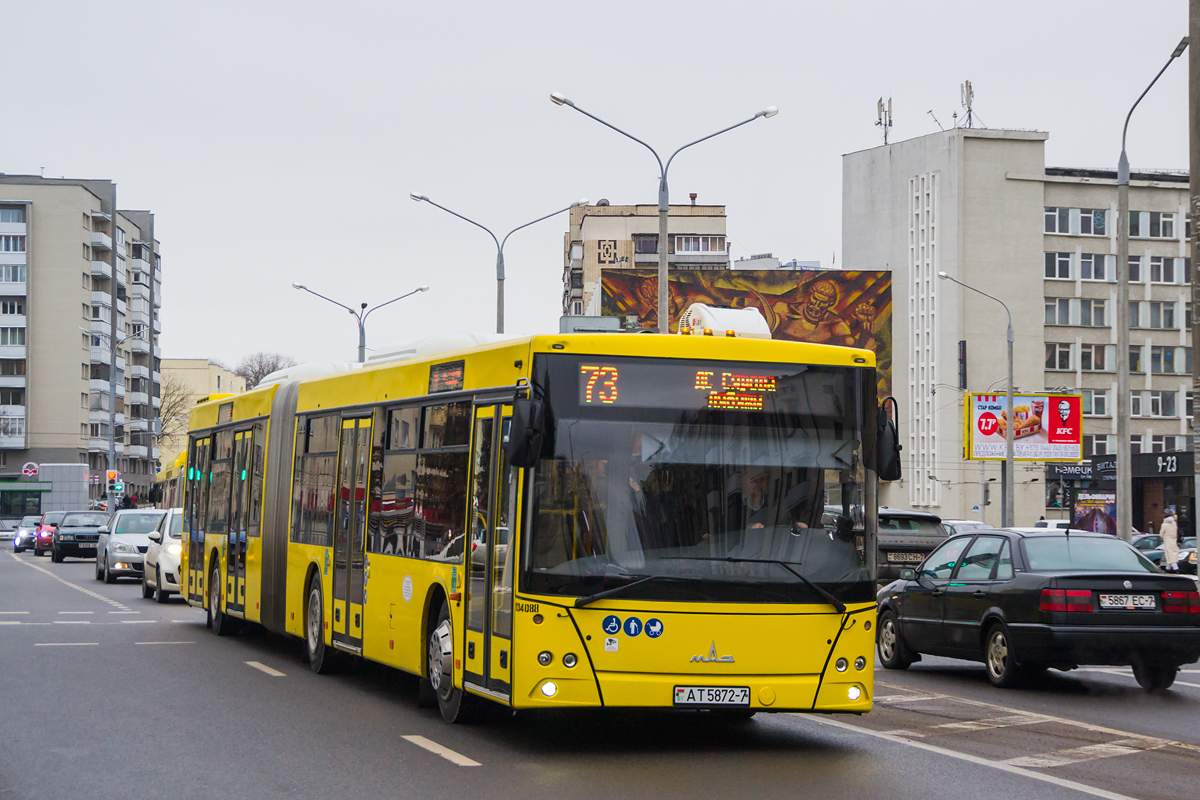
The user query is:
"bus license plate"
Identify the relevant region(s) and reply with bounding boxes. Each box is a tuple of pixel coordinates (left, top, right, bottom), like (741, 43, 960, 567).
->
(1099, 594, 1154, 610)
(673, 686, 751, 706)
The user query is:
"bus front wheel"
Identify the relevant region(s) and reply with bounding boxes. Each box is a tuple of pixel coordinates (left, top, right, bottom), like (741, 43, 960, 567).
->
(306, 575, 335, 674)
(429, 600, 476, 723)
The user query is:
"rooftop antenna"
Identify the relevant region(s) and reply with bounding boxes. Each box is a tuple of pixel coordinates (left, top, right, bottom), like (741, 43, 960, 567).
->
(960, 80, 974, 128)
(876, 97, 893, 144)
(927, 110, 945, 131)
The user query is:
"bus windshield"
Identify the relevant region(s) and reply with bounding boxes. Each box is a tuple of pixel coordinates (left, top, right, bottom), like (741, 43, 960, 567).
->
(523, 355, 877, 604)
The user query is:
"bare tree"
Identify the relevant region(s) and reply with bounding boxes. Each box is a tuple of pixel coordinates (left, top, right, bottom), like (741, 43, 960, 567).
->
(235, 352, 298, 390)
(157, 372, 194, 451)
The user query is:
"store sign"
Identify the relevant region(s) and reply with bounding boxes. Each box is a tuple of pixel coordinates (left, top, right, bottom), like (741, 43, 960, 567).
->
(966, 393, 1083, 461)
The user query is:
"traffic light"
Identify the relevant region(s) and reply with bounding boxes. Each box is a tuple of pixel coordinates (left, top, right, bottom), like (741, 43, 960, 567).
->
(106, 470, 119, 493)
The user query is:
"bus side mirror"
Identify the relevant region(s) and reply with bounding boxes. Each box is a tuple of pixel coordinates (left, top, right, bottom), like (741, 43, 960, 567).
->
(877, 396, 903, 482)
(507, 398, 545, 468)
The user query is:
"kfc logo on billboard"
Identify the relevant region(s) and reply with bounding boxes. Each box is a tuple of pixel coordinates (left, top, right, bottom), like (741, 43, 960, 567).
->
(1046, 396, 1081, 444)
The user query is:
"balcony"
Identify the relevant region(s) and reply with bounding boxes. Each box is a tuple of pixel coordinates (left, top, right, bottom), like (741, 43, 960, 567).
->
(116, 298, 127, 316)
(89, 409, 118, 424)
(2, 314, 27, 328)
(90, 290, 112, 308)
(151, 396, 161, 409)
(129, 282, 150, 301)
(129, 364, 149, 380)
(90, 232, 112, 251)
(89, 319, 110, 336)
(128, 391, 149, 406)
(129, 337, 149, 354)
(0, 407, 25, 449)
(89, 346, 112, 364)
(0, 345, 26, 360)
(152, 447, 160, 460)
(127, 418, 149, 433)
(89, 438, 122, 454)
(129, 307, 149, 326)
(0, 374, 25, 389)
(0, 221, 26, 236)
(91, 260, 110, 276)
(151, 371, 160, 384)
(89, 379, 112, 393)
(152, 318, 161, 334)
(1, 278, 26, 296)
(127, 445, 148, 459)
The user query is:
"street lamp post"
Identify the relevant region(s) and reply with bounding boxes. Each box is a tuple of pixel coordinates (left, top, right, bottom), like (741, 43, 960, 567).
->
(291, 283, 430, 363)
(1117, 36, 1189, 543)
(939, 272, 1015, 528)
(550, 92, 778, 333)
(408, 195, 588, 334)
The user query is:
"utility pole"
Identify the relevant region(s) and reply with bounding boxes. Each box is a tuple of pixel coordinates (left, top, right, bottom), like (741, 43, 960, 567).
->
(1191, 0, 1199, 551)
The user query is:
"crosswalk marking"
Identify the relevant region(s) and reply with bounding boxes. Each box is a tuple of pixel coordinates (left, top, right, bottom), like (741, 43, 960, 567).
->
(245, 661, 286, 677)
(402, 735, 481, 767)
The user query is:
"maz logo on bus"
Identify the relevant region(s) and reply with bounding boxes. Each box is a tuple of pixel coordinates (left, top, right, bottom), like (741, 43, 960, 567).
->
(690, 641, 735, 663)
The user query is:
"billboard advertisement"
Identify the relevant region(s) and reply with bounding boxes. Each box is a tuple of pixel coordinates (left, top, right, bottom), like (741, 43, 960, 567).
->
(600, 269, 892, 399)
(1072, 491, 1118, 535)
(967, 393, 1083, 461)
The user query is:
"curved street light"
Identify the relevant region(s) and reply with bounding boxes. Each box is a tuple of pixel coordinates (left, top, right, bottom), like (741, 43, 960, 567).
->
(551, 92, 777, 332)
(410, 195, 588, 334)
(291, 283, 430, 363)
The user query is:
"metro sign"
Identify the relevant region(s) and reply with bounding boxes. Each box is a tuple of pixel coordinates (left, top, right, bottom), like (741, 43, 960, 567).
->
(21, 462, 38, 477)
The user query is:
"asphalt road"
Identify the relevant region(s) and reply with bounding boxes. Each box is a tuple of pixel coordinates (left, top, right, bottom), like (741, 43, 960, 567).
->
(2, 548, 1198, 800)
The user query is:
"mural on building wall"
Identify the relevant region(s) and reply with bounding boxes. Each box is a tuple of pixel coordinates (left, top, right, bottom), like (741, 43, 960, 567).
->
(600, 269, 893, 399)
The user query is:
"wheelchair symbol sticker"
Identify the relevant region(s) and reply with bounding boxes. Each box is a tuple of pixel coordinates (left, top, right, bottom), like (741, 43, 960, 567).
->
(624, 617, 642, 636)
(602, 615, 622, 635)
(645, 618, 663, 638)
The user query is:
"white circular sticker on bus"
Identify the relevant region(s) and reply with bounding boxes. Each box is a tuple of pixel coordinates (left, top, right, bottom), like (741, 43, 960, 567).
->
(402, 575, 414, 603)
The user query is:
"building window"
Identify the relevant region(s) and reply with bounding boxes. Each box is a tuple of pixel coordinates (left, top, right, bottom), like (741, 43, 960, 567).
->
(0, 328, 25, 346)
(1130, 345, 1143, 373)
(1080, 299, 1106, 327)
(1150, 435, 1185, 453)
(1044, 297, 1070, 325)
(1044, 207, 1070, 233)
(1129, 301, 1141, 327)
(1151, 345, 1178, 374)
(1149, 301, 1176, 329)
(116, 227, 126, 246)
(1128, 256, 1141, 282)
(91, 306, 101, 320)
(0, 360, 26, 376)
(1079, 208, 1107, 236)
(0, 266, 27, 283)
(1131, 436, 1143, 455)
(1080, 253, 1109, 281)
(1044, 252, 1071, 279)
(0, 414, 25, 437)
(0, 236, 26, 253)
(570, 301, 583, 315)
(1082, 389, 1107, 416)
(0, 301, 24, 315)
(1079, 343, 1109, 371)
(1084, 434, 1112, 456)
(1148, 390, 1177, 417)
(1151, 211, 1174, 239)
(674, 235, 725, 253)
(632, 235, 658, 255)
(0, 388, 24, 405)
(1150, 256, 1176, 284)
(0, 207, 26, 224)
(1045, 343, 1072, 370)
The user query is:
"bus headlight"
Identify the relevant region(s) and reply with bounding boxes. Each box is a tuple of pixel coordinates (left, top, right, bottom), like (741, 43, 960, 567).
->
(540, 681, 558, 697)
(563, 653, 578, 668)
(854, 657, 866, 671)
(537, 651, 553, 666)
(847, 686, 862, 701)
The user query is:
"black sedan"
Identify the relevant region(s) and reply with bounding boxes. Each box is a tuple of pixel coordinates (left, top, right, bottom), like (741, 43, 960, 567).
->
(876, 529, 1200, 691)
(51, 511, 109, 562)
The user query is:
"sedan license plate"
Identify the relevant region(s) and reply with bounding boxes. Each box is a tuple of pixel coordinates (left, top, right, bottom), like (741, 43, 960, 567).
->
(1099, 594, 1155, 610)
(78, 542, 95, 549)
(673, 686, 751, 706)
(886, 552, 924, 563)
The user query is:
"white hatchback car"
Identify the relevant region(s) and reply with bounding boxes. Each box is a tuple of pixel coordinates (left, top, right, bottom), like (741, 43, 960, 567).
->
(142, 508, 183, 603)
(95, 508, 167, 584)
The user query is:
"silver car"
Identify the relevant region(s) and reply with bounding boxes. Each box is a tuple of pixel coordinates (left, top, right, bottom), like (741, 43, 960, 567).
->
(141, 508, 183, 603)
(95, 508, 166, 584)
(11, 515, 42, 552)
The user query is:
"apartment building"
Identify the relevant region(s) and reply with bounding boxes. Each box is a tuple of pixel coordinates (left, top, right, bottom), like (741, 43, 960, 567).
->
(158, 358, 245, 467)
(561, 200, 728, 316)
(0, 175, 162, 507)
(842, 127, 1190, 527)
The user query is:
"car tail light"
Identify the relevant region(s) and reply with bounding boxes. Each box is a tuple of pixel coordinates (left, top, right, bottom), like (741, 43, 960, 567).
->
(1040, 589, 1092, 612)
(1162, 591, 1200, 614)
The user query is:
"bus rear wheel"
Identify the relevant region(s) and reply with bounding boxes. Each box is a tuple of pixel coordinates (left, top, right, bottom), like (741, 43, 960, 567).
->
(306, 575, 336, 674)
(429, 600, 476, 723)
(210, 564, 238, 637)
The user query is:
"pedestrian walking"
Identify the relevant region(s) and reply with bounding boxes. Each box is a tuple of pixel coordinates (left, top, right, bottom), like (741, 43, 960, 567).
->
(1160, 509, 1179, 572)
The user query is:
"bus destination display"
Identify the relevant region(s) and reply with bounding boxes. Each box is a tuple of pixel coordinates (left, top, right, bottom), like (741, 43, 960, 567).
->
(578, 362, 784, 411)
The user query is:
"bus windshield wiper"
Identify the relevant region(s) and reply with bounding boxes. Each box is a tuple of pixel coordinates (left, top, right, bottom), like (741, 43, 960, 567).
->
(661, 556, 846, 614)
(574, 575, 697, 608)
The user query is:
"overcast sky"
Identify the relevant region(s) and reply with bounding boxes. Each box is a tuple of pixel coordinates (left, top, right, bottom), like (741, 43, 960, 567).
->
(4, 1, 1192, 365)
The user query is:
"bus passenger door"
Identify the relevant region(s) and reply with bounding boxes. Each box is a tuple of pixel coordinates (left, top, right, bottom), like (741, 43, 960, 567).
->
(332, 417, 371, 653)
(464, 405, 516, 699)
(226, 430, 250, 616)
(186, 436, 211, 605)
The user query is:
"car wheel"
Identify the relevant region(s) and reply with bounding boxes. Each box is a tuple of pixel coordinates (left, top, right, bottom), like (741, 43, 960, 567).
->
(429, 599, 477, 723)
(877, 609, 914, 670)
(104, 554, 117, 584)
(13, 545, 23, 553)
(305, 574, 336, 674)
(51, 548, 63, 564)
(95, 554, 104, 581)
(141, 571, 154, 599)
(1132, 660, 1178, 692)
(154, 566, 169, 604)
(984, 622, 1023, 688)
(210, 564, 237, 637)
(34, 546, 44, 557)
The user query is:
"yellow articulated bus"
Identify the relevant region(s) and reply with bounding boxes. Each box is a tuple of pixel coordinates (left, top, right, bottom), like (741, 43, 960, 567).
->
(154, 451, 187, 509)
(181, 327, 895, 722)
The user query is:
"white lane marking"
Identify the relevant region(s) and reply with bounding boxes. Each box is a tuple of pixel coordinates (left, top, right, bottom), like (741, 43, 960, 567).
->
(1070, 667, 1200, 690)
(58, 611, 93, 615)
(121, 620, 155, 624)
(171, 620, 192, 623)
(401, 735, 481, 767)
(8, 553, 131, 610)
(877, 680, 1200, 755)
(52, 621, 90, 625)
(932, 714, 1042, 733)
(879, 729, 926, 737)
(805, 716, 1138, 800)
(876, 693, 947, 703)
(1005, 737, 1171, 769)
(0, 611, 29, 614)
(245, 661, 286, 677)
(108, 611, 139, 615)
(34, 642, 99, 647)
(136, 641, 194, 645)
